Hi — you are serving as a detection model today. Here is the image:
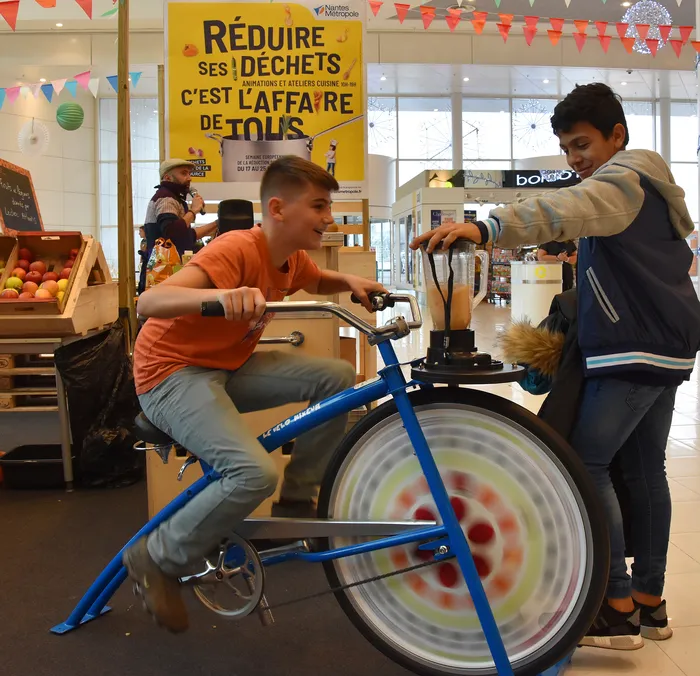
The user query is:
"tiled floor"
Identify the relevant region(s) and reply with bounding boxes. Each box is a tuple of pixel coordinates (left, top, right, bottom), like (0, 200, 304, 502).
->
(377, 298, 700, 676)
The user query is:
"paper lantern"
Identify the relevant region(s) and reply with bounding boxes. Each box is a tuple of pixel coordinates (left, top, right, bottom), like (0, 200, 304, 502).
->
(56, 102, 85, 131)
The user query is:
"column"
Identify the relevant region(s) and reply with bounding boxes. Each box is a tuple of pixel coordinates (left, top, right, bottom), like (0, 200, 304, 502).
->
(451, 92, 463, 173)
(657, 97, 671, 164)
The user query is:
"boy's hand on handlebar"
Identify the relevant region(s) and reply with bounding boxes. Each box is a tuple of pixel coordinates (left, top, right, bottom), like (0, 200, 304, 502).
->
(410, 222, 481, 254)
(216, 287, 266, 327)
(346, 276, 388, 312)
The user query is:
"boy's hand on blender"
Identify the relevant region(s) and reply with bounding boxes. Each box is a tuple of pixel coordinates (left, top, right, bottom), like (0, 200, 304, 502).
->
(346, 275, 388, 312)
(216, 287, 267, 327)
(410, 222, 482, 253)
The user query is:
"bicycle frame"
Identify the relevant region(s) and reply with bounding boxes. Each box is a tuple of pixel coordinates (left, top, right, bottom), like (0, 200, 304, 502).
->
(51, 333, 571, 676)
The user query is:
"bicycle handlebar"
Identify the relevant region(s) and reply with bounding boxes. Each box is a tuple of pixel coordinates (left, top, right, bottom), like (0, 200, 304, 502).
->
(201, 292, 422, 339)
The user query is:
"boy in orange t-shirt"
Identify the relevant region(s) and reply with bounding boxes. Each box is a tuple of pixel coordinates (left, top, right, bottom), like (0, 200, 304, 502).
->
(125, 157, 385, 633)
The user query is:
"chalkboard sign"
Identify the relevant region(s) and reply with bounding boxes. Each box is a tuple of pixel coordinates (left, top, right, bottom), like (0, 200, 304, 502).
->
(0, 158, 44, 235)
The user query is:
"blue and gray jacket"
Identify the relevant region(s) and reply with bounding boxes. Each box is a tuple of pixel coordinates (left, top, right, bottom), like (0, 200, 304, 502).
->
(479, 150, 700, 382)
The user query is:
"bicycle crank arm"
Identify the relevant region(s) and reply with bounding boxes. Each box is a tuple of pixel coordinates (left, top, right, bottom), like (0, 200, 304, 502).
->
(236, 518, 437, 540)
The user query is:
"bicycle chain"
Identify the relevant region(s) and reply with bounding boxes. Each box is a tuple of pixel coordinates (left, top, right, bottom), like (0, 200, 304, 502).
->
(265, 556, 442, 611)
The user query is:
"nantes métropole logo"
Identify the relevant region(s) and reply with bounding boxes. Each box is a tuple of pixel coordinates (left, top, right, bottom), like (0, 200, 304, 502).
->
(313, 3, 360, 18)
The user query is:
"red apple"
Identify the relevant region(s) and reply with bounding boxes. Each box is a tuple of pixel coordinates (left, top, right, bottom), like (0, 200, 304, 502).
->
(22, 281, 38, 295)
(25, 271, 43, 285)
(11, 268, 26, 281)
(17, 259, 30, 272)
(18, 248, 33, 262)
(59, 268, 72, 280)
(29, 260, 47, 275)
(19, 291, 35, 300)
(69, 248, 79, 259)
(0, 288, 19, 299)
(42, 271, 59, 283)
(63, 259, 75, 269)
(35, 288, 53, 299)
(40, 280, 59, 297)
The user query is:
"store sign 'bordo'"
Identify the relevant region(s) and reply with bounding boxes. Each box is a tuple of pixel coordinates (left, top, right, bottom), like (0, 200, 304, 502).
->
(503, 169, 581, 189)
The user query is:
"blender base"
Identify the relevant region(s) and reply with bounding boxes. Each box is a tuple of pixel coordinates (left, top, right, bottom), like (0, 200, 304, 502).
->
(411, 362, 525, 386)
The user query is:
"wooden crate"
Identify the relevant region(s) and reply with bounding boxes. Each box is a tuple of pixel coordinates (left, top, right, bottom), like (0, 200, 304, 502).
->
(0, 235, 17, 279)
(0, 394, 15, 409)
(0, 236, 118, 337)
(0, 354, 15, 369)
(0, 232, 86, 315)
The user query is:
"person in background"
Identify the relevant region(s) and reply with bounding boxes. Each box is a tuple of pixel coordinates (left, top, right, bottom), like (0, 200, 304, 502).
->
(325, 140, 337, 176)
(412, 83, 700, 650)
(538, 240, 578, 291)
(137, 227, 148, 294)
(138, 159, 219, 294)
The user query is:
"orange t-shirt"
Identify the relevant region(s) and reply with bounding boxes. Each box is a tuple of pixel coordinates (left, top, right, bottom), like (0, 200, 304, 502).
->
(133, 227, 322, 395)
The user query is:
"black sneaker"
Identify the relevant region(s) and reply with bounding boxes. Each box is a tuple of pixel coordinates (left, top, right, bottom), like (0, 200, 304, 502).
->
(271, 498, 317, 519)
(579, 602, 643, 651)
(636, 599, 673, 641)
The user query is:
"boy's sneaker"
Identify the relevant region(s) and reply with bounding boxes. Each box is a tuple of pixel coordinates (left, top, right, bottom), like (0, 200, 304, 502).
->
(636, 599, 673, 641)
(270, 498, 317, 519)
(122, 537, 189, 634)
(579, 602, 643, 651)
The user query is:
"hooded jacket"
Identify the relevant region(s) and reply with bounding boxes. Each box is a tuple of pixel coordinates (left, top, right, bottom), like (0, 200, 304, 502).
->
(478, 150, 700, 384)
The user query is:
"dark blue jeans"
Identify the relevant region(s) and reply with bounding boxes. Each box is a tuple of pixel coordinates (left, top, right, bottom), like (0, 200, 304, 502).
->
(570, 377, 676, 599)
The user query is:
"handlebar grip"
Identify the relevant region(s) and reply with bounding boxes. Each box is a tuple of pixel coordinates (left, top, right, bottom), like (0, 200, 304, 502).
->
(201, 300, 225, 317)
(350, 292, 395, 311)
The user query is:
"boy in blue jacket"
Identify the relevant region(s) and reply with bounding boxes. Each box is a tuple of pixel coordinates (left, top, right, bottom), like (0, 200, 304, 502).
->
(413, 83, 700, 650)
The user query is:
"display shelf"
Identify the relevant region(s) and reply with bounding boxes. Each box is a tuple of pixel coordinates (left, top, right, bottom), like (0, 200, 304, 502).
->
(0, 406, 59, 413)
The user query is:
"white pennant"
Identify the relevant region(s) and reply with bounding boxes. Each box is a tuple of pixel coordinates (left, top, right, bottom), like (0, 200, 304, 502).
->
(20, 86, 31, 99)
(456, 0, 463, 5)
(52, 78, 67, 95)
(565, 0, 571, 6)
(30, 83, 42, 98)
(676, 0, 682, 6)
(88, 77, 100, 98)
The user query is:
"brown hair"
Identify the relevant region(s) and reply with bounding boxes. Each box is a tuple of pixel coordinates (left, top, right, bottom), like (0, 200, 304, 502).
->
(260, 156, 339, 203)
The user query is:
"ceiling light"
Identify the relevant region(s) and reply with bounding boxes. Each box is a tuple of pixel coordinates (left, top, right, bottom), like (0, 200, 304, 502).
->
(55, 22, 63, 27)
(543, 79, 550, 84)
(621, 81, 628, 86)
(433, 108, 439, 112)
(463, 77, 470, 82)
(621, 2, 630, 6)
(380, 75, 386, 81)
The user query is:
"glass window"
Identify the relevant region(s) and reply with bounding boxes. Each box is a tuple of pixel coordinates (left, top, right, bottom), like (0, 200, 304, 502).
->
(368, 97, 397, 158)
(463, 98, 511, 160)
(623, 101, 654, 152)
(512, 98, 560, 159)
(671, 163, 699, 224)
(397, 97, 452, 161)
(670, 101, 697, 163)
(464, 160, 511, 171)
(398, 160, 453, 188)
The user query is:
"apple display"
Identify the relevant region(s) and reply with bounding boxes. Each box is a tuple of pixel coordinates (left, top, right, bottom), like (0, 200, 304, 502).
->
(25, 271, 43, 285)
(59, 268, 71, 280)
(19, 291, 35, 300)
(56, 291, 65, 303)
(0, 288, 19, 299)
(35, 288, 53, 300)
(64, 259, 75, 269)
(22, 281, 39, 295)
(42, 271, 59, 283)
(11, 268, 26, 281)
(18, 248, 33, 262)
(69, 248, 79, 259)
(57, 279, 68, 292)
(29, 260, 47, 275)
(17, 259, 30, 272)
(40, 280, 59, 297)
(5, 277, 23, 291)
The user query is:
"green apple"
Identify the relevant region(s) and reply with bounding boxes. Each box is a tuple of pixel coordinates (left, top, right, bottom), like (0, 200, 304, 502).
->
(5, 277, 23, 291)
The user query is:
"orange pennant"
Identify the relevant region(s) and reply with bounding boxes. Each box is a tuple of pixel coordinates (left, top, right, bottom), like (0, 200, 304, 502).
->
(523, 26, 537, 46)
(573, 31, 587, 52)
(524, 16, 538, 28)
(369, 0, 382, 16)
(394, 3, 410, 24)
(34, 0, 57, 6)
(690, 41, 700, 54)
(635, 24, 650, 41)
(547, 29, 562, 46)
(679, 26, 693, 45)
(620, 37, 635, 54)
(446, 13, 461, 32)
(549, 17, 564, 32)
(595, 21, 608, 37)
(498, 13, 513, 27)
(419, 5, 435, 29)
(646, 38, 659, 56)
(496, 23, 511, 42)
(658, 25, 672, 42)
(447, 7, 462, 17)
(471, 19, 486, 35)
(573, 19, 588, 35)
(75, 0, 92, 19)
(616, 22, 629, 40)
(669, 38, 683, 57)
(472, 11, 488, 22)
(598, 35, 612, 53)
(0, 0, 20, 31)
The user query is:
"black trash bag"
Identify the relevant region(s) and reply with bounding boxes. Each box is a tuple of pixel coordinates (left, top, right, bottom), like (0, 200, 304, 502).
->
(54, 322, 144, 488)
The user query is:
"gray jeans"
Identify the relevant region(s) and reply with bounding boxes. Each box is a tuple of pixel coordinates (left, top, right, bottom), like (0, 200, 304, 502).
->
(139, 351, 356, 575)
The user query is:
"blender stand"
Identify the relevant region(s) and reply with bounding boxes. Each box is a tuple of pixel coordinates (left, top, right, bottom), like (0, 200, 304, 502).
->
(411, 361, 524, 386)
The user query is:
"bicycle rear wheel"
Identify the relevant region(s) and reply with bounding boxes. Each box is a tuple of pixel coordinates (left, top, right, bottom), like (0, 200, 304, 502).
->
(318, 387, 608, 676)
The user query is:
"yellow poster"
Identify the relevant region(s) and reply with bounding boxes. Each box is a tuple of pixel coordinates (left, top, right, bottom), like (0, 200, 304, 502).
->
(166, 0, 366, 197)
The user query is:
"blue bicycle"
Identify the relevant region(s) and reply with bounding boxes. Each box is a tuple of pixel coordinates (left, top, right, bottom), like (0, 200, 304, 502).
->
(52, 294, 607, 676)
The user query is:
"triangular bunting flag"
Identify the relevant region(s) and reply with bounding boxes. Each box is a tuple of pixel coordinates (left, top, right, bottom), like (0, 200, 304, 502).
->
(494, 0, 501, 6)
(524, 16, 538, 28)
(523, 26, 537, 46)
(573, 31, 587, 52)
(550, 18, 564, 32)
(419, 5, 435, 30)
(658, 25, 672, 42)
(75, 0, 92, 19)
(20, 86, 31, 99)
(471, 19, 486, 34)
(595, 21, 608, 37)
(447, 7, 461, 16)
(548, 29, 562, 46)
(472, 11, 488, 22)
(74, 70, 91, 90)
(106, 75, 119, 93)
(52, 78, 67, 95)
(35, 0, 56, 6)
(669, 38, 683, 57)
(496, 23, 510, 42)
(65, 80, 78, 97)
(130, 71, 142, 88)
(620, 37, 635, 54)
(564, 0, 571, 6)
(30, 83, 42, 98)
(6, 86, 20, 104)
(528, 0, 535, 6)
(446, 13, 461, 32)
(598, 34, 612, 52)
(0, 0, 20, 31)
(498, 14, 513, 26)
(646, 38, 659, 56)
(0, 89, 5, 111)
(573, 20, 589, 34)
(635, 24, 650, 41)
(88, 77, 100, 97)
(690, 41, 700, 54)
(394, 3, 409, 23)
(616, 22, 629, 40)
(40, 83, 54, 102)
(368, 0, 382, 16)
(679, 26, 693, 44)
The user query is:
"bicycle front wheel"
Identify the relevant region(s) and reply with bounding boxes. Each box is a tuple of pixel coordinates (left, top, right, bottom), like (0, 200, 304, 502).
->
(318, 387, 608, 676)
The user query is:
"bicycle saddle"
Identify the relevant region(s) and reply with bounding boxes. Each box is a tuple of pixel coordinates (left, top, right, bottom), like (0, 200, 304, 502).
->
(134, 413, 173, 446)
